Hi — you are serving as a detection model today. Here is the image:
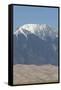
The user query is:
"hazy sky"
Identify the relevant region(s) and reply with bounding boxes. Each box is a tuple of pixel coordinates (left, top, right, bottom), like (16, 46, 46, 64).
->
(13, 5, 58, 32)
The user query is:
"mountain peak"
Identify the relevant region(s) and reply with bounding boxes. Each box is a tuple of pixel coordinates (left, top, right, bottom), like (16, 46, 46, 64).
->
(20, 24, 51, 32)
(14, 24, 58, 40)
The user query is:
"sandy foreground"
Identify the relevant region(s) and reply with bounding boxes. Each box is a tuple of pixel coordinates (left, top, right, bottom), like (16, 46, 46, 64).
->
(13, 64, 58, 85)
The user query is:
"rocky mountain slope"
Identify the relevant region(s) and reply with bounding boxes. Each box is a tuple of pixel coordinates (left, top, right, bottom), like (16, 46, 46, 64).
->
(13, 24, 58, 65)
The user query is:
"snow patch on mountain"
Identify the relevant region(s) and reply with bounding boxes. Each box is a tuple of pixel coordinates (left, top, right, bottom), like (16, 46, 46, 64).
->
(14, 24, 58, 40)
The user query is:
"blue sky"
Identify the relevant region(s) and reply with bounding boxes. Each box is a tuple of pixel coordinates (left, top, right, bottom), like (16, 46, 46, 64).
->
(13, 5, 58, 32)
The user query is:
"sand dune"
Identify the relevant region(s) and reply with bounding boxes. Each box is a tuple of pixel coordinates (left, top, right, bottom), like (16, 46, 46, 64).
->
(13, 64, 58, 85)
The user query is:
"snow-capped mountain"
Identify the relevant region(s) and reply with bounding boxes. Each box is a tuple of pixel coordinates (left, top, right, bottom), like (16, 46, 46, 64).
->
(14, 24, 58, 40)
(13, 24, 58, 65)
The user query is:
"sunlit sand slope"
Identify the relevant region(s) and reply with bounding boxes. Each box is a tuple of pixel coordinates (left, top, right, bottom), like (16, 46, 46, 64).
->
(13, 64, 58, 85)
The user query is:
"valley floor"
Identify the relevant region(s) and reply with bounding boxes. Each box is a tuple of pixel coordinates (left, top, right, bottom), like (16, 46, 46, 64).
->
(13, 64, 58, 85)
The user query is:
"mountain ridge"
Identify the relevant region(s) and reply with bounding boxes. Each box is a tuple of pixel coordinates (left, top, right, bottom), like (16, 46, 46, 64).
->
(13, 24, 58, 65)
(14, 24, 58, 40)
